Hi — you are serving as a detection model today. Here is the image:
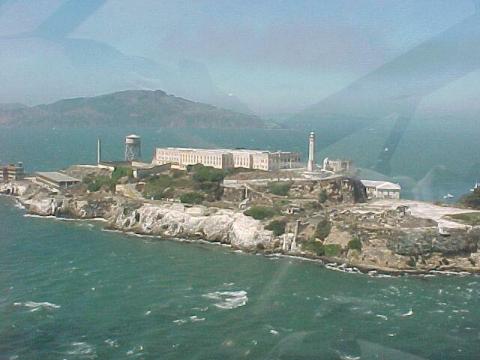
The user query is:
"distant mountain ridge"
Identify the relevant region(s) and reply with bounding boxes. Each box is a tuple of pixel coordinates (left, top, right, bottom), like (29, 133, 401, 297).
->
(0, 90, 265, 128)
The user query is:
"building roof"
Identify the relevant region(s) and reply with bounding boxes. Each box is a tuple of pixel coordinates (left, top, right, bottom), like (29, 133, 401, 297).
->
(361, 180, 401, 191)
(157, 147, 296, 155)
(36, 172, 80, 183)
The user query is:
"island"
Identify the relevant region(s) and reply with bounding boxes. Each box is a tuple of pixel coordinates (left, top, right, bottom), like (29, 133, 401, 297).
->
(2, 133, 480, 275)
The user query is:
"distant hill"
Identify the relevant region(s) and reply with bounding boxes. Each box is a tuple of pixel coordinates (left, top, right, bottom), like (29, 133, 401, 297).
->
(0, 90, 265, 128)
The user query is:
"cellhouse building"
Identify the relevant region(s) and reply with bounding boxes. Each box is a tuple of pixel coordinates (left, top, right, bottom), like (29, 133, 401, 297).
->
(153, 147, 301, 171)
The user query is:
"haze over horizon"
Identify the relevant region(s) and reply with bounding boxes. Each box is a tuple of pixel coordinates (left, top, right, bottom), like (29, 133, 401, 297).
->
(0, 0, 479, 117)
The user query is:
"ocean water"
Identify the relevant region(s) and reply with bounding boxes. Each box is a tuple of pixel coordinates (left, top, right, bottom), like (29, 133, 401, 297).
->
(1, 127, 480, 359)
(1, 198, 480, 359)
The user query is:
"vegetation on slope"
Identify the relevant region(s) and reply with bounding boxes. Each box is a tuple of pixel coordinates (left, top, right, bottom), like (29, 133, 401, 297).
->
(459, 189, 480, 210)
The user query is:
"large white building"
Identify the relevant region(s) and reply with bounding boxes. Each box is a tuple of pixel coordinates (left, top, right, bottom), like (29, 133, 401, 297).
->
(154, 147, 301, 171)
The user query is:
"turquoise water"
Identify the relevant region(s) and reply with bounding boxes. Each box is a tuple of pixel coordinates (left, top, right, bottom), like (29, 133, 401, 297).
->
(1, 127, 480, 358)
(1, 198, 480, 359)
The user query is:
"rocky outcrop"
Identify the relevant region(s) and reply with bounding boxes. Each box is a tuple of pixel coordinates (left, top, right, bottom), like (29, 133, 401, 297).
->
(387, 227, 480, 256)
(4, 179, 480, 273)
(5, 181, 275, 251)
(108, 203, 275, 250)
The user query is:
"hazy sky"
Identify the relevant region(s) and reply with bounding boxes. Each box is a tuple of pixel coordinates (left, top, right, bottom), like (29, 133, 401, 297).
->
(0, 0, 477, 114)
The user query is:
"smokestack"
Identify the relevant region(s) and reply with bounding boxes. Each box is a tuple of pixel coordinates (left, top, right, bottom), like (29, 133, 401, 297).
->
(97, 137, 102, 165)
(307, 131, 316, 172)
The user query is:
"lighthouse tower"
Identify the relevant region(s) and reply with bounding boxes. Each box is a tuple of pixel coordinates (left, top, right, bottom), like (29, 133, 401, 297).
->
(307, 131, 316, 172)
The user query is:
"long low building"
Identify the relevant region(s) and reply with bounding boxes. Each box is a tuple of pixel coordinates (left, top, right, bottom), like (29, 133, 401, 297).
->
(36, 172, 81, 189)
(362, 180, 401, 199)
(154, 147, 301, 171)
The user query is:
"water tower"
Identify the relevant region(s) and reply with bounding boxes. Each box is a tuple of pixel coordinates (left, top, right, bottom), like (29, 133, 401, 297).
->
(125, 134, 141, 161)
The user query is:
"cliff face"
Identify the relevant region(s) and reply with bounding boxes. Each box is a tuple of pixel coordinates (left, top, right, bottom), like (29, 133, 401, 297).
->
(109, 203, 275, 250)
(3, 180, 480, 273)
(387, 227, 480, 256)
(2, 181, 275, 251)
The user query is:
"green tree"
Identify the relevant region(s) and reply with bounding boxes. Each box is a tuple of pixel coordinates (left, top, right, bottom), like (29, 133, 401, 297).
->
(265, 220, 287, 236)
(315, 218, 331, 240)
(180, 192, 204, 204)
(318, 190, 328, 203)
(348, 237, 362, 252)
(111, 166, 133, 182)
(302, 241, 325, 256)
(324, 244, 342, 257)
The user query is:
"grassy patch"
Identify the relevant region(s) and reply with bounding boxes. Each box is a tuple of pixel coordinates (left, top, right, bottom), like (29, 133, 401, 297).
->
(324, 244, 342, 257)
(268, 181, 292, 196)
(446, 212, 480, 226)
(180, 192, 204, 204)
(244, 206, 277, 220)
(459, 189, 480, 209)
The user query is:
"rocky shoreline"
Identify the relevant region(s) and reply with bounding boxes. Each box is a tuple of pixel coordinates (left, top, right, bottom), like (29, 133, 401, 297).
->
(2, 179, 480, 275)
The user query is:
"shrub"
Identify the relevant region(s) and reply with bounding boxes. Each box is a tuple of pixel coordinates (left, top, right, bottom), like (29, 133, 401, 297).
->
(244, 206, 277, 220)
(85, 175, 114, 192)
(268, 181, 292, 196)
(265, 220, 286, 236)
(144, 175, 173, 199)
(348, 236, 362, 252)
(180, 192, 204, 204)
(192, 165, 225, 183)
(314, 218, 331, 240)
(171, 169, 186, 178)
(112, 166, 133, 182)
(459, 189, 480, 209)
(318, 190, 328, 203)
(302, 241, 325, 256)
(324, 244, 342, 257)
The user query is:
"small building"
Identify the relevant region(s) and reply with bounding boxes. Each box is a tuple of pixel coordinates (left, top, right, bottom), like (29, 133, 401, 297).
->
(98, 161, 171, 179)
(323, 158, 353, 173)
(361, 180, 401, 200)
(1, 162, 25, 182)
(36, 172, 81, 189)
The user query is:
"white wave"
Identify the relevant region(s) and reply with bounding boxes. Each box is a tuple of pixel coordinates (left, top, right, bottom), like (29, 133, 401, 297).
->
(192, 306, 209, 312)
(13, 200, 25, 210)
(14, 301, 61, 312)
(401, 308, 414, 317)
(126, 345, 143, 356)
(104, 338, 119, 348)
(269, 329, 279, 335)
(189, 315, 205, 322)
(376, 314, 388, 320)
(67, 342, 96, 358)
(145, 310, 151, 316)
(202, 290, 248, 309)
(339, 355, 360, 360)
(173, 319, 187, 325)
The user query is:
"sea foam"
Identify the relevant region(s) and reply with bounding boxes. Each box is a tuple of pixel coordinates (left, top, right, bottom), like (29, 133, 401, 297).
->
(202, 290, 248, 309)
